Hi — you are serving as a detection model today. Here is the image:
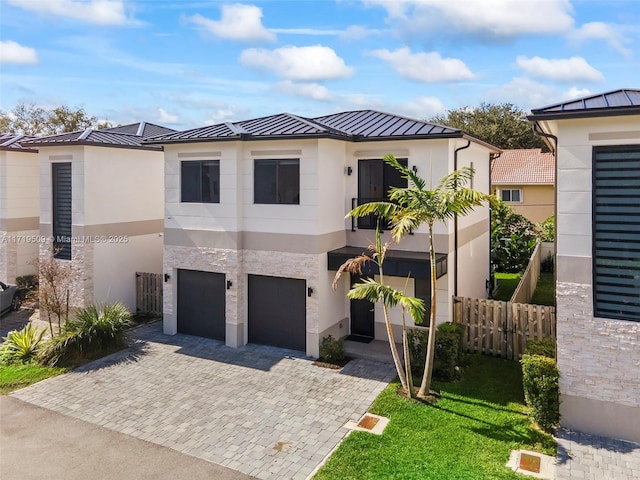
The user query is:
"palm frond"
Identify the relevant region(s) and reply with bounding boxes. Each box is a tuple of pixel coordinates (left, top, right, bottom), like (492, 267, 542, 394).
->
(347, 201, 398, 220)
(331, 254, 372, 290)
(383, 154, 426, 190)
(347, 279, 425, 324)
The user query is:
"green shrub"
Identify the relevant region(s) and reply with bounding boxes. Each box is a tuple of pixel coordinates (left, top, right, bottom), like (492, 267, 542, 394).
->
(39, 303, 132, 366)
(524, 339, 556, 359)
(520, 354, 559, 432)
(319, 335, 346, 364)
(491, 199, 539, 273)
(1, 323, 46, 363)
(407, 324, 464, 381)
(537, 216, 555, 243)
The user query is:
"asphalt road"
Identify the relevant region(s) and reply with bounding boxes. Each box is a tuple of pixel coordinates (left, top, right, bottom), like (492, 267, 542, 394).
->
(0, 395, 256, 480)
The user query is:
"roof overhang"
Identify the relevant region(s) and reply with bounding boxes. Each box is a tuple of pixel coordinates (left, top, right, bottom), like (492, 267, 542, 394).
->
(527, 108, 640, 122)
(23, 141, 163, 151)
(327, 246, 447, 280)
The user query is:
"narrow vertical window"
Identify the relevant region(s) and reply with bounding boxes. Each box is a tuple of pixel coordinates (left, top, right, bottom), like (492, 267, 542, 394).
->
(52, 162, 72, 260)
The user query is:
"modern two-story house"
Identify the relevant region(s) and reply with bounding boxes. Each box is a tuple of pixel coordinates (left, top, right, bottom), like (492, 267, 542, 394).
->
(0, 134, 39, 284)
(23, 123, 175, 311)
(529, 89, 640, 444)
(148, 110, 500, 358)
(491, 148, 555, 223)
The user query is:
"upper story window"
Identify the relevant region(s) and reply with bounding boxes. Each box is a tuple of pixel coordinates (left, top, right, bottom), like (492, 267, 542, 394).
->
(254, 159, 300, 205)
(356, 158, 408, 229)
(181, 160, 220, 203)
(593, 145, 640, 322)
(52, 162, 72, 260)
(501, 188, 522, 203)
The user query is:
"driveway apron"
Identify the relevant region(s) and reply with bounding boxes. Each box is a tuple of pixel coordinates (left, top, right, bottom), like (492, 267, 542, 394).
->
(11, 323, 396, 480)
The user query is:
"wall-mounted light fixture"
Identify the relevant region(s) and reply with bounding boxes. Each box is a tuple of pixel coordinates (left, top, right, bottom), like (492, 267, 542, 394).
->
(412, 165, 418, 173)
(227, 280, 233, 290)
(164, 273, 171, 282)
(346, 166, 353, 176)
(307, 287, 313, 297)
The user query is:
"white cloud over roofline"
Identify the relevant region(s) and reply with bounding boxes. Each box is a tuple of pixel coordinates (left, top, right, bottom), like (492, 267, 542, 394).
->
(187, 4, 275, 43)
(274, 81, 334, 101)
(369, 47, 475, 83)
(6, 0, 130, 26)
(516, 55, 605, 83)
(239, 45, 354, 81)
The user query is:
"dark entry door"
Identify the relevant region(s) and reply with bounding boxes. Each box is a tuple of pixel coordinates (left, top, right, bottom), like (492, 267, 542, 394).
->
(177, 269, 226, 341)
(248, 275, 306, 352)
(350, 274, 375, 338)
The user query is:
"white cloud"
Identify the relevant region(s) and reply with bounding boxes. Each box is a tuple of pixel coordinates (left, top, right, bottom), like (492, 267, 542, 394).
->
(565, 87, 591, 100)
(516, 55, 604, 83)
(397, 96, 447, 119)
(484, 77, 558, 110)
(0, 40, 38, 65)
(274, 81, 333, 101)
(364, 0, 574, 38)
(6, 0, 129, 26)
(369, 48, 475, 83)
(187, 4, 275, 43)
(157, 108, 179, 124)
(339, 25, 385, 40)
(569, 22, 632, 57)
(239, 45, 354, 81)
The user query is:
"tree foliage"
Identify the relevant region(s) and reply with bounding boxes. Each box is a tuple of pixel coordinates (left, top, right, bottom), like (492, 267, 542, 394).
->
(490, 199, 539, 273)
(0, 102, 111, 136)
(431, 103, 546, 150)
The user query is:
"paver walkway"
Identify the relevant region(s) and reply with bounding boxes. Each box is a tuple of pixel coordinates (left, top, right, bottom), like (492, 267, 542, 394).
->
(556, 429, 640, 480)
(11, 322, 396, 480)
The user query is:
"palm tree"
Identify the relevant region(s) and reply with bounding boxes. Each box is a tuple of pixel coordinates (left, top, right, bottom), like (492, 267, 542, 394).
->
(332, 223, 424, 396)
(350, 154, 488, 398)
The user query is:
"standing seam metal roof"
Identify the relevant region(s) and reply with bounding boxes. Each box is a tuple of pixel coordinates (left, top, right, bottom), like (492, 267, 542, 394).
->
(529, 89, 640, 119)
(0, 133, 39, 152)
(145, 109, 462, 144)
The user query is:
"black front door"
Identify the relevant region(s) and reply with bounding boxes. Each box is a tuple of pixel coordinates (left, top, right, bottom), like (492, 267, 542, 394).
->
(350, 274, 375, 338)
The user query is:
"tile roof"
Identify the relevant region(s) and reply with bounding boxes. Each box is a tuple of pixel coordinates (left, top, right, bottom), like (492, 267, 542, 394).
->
(22, 122, 176, 150)
(491, 149, 554, 185)
(145, 109, 465, 144)
(0, 133, 39, 152)
(529, 89, 640, 120)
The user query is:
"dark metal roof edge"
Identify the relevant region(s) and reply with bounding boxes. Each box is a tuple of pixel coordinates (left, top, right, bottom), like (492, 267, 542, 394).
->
(23, 140, 163, 151)
(0, 145, 38, 153)
(527, 107, 640, 121)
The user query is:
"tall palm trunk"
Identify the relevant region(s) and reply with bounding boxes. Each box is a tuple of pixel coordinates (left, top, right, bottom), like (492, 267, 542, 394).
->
(418, 223, 438, 397)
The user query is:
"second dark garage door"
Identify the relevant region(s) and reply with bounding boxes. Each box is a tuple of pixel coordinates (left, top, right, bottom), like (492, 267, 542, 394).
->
(177, 269, 226, 342)
(248, 275, 306, 352)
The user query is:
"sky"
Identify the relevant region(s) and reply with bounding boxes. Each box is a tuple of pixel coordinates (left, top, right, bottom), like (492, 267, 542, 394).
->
(0, 0, 638, 131)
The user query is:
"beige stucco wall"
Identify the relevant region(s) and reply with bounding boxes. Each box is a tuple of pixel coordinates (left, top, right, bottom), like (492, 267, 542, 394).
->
(494, 184, 554, 223)
(0, 149, 40, 282)
(544, 114, 640, 443)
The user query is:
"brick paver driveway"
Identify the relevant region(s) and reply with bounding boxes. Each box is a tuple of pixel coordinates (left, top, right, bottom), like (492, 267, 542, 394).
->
(12, 322, 395, 480)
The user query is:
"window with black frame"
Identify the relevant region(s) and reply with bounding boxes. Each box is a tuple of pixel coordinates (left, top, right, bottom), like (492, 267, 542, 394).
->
(254, 158, 300, 204)
(356, 158, 408, 229)
(181, 160, 220, 203)
(593, 145, 640, 322)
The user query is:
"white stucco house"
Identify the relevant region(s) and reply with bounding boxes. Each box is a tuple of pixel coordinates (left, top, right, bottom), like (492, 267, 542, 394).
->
(528, 88, 640, 443)
(0, 134, 39, 284)
(23, 122, 175, 312)
(147, 110, 500, 358)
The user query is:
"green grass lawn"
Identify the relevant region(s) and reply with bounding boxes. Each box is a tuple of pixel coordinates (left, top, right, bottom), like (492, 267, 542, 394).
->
(314, 355, 555, 480)
(492, 273, 521, 301)
(0, 363, 67, 394)
(530, 273, 555, 306)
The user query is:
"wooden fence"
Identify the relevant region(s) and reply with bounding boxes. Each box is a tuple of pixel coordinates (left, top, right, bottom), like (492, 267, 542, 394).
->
(136, 272, 163, 316)
(452, 296, 556, 360)
(511, 241, 541, 304)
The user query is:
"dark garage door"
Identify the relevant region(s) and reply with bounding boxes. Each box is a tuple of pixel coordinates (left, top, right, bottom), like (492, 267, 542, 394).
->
(248, 275, 306, 352)
(177, 269, 226, 342)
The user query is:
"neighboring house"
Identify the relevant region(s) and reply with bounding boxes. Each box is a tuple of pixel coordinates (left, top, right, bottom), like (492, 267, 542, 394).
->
(0, 134, 39, 284)
(491, 148, 555, 223)
(23, 122, 175, 312)
(147, 110, 500, 357)
(528, 88, 640, 443)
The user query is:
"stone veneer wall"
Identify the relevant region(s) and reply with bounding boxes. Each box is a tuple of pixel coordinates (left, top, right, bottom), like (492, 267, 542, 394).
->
(163, 245, 322, 356)
(0, 233, 16, 283)
(557, 281, 640, 442)
(38, 239, 94, 309)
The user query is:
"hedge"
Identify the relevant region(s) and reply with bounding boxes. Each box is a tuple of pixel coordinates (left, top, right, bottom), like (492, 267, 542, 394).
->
(520, 354, 560, 432)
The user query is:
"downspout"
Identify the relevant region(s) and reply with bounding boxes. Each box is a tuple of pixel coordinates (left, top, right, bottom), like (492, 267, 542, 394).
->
(489, 151, 502, 297)
(453, 140, 471, 297)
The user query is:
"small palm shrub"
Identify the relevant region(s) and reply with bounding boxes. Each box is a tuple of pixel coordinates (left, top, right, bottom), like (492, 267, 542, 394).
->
(1, 323, 46, 363)
(39, 303, 132, 366)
